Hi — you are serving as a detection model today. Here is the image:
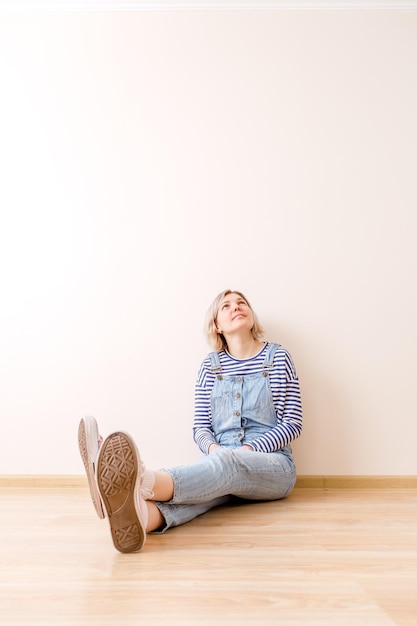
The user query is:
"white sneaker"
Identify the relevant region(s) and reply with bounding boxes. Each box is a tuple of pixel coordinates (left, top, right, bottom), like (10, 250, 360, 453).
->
(78, 416, 105, 519)
(96, 431, 147, 553)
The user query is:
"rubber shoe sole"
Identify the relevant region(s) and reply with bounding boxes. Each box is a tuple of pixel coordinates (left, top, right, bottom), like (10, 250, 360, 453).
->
(96, 431, 146, 554)
(78, 416, 105, 519)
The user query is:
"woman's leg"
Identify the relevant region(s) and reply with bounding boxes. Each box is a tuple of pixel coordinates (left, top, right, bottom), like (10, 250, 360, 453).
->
(94, 431, 230, 539)
(147, 497, 231, 533)
(145, 446, 296, 532)
(146, 501, 165, 531)
(160, 447, 296, 505)
(152, 470, 175, 501)
(145, 470, 231, 532)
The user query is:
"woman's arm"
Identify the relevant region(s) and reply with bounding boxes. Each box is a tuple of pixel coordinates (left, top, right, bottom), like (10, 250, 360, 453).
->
(192, 360, 218, 454)
(246, 350, 303, 453)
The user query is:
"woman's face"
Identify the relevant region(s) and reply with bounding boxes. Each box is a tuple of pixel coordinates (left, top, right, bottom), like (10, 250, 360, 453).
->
(215, 292, 254, 336)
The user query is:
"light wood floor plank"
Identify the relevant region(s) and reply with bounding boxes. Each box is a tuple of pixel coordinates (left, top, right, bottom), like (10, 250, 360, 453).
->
(0, 487, 416, 625)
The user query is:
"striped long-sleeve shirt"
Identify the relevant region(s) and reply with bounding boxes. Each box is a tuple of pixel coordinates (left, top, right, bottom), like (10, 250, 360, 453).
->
(193, 342, 303, 455)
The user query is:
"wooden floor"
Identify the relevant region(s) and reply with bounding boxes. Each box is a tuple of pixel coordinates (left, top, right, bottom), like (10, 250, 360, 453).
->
(0, 486, 416, 625)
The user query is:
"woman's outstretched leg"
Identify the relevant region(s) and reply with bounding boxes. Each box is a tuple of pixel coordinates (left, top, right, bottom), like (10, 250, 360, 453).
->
(94, 430, 232, 546)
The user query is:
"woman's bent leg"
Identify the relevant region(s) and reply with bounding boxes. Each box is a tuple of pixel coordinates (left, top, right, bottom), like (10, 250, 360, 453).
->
(149, 448, 296, 532)
(159, 447, 296, 506)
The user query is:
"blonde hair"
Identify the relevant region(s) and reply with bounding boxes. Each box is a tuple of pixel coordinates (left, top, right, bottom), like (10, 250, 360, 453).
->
(205, 289, 265, 351)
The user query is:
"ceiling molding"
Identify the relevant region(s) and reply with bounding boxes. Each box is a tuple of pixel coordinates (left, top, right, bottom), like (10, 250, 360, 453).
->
(1, 0, 417, 10)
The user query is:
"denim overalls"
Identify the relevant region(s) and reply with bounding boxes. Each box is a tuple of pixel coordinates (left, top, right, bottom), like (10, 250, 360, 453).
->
(154, 343, 296, 532)
(209, 343, 292, 454)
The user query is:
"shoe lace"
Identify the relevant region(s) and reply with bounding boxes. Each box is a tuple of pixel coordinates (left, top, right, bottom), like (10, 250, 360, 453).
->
(140, 461, 154, 500)
(141, 485, 154, 500)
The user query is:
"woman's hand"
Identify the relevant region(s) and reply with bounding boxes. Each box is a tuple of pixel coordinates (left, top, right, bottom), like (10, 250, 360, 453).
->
(208, 443, 221, 454)
(240, 445, 254, 451)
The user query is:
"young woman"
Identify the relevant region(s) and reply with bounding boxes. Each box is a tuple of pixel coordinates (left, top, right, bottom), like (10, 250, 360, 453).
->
(78, 289, 302, 553)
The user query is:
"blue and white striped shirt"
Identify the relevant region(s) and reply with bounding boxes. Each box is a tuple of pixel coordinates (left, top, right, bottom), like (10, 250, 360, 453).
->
(193, 342, 302, 454)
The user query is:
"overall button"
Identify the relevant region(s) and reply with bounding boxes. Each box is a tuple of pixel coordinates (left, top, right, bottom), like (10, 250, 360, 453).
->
(235, 411, 241, 417)
(237, 433, 243, 439)
(236, 393, 241, 398)
(262, 371, 268, 377)
(236, 377, 242, 382)
(217, 375, 223, 380)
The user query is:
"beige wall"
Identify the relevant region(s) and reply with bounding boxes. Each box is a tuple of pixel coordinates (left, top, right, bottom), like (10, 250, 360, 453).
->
(0, 9, 416, 475)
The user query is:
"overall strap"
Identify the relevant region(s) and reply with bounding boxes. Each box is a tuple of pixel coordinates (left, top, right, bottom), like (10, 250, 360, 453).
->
(262, 342, 280, 369)
(209, 351, 222, 373)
